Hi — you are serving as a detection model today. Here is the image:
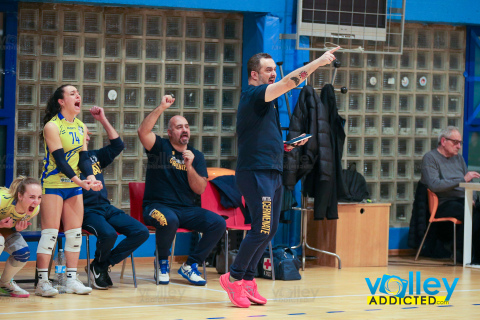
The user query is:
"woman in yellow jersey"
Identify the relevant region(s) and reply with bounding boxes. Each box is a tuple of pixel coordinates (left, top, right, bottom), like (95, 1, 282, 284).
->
(36, 84, 102, 297)
(0, 176, 42, 298)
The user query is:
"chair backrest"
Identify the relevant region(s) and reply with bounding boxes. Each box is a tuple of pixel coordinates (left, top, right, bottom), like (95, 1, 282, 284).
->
(427, 189, 439, 222)
(201, 181, 248, 228)
(129, 182, 146, 225)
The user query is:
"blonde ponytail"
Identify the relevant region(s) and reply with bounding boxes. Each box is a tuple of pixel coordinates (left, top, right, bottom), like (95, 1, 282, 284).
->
(8, 176, 41, 201)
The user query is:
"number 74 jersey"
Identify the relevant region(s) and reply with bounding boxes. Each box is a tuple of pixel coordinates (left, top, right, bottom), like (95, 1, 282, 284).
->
(41, 113, 85, 188)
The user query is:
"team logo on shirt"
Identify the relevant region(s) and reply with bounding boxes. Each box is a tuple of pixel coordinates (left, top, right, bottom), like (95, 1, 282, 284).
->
(78, 126, 84, 136)
(92, 162, 101, 175)
(169, 151, 187, 171)
(89, 156, 101, 175)
(261, 197, 272, 235)
(150, 209, 167, 226)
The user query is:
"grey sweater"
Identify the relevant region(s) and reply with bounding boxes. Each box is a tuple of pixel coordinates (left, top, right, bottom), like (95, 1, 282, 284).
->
(420, 149, 467, 206)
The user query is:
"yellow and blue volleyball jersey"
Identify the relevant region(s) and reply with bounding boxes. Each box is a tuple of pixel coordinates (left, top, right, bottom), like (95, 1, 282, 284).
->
(41, 113, 85, 189)
(0, 188, 40, 226)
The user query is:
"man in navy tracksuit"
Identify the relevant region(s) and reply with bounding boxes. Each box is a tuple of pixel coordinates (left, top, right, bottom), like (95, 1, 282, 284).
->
(138, 95, 226, 286)
(219, 48, 339, 308)
(82, 106, 149, 289)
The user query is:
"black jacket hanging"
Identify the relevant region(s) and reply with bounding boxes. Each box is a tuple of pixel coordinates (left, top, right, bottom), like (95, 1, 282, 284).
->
(283, 85, 346, 220)
(408, 181, 429, 250)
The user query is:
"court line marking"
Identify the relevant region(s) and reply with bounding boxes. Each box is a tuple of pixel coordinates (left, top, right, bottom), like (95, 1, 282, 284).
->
(2, 288, 480, 315)
(0, 301, 232, 315)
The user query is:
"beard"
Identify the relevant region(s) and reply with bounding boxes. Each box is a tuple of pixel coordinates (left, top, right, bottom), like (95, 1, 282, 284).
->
(179, 134, 189, 145)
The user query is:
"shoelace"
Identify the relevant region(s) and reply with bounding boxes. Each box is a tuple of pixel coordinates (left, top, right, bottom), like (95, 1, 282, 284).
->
(235, 282, 247, 297)
(160, 263, 169, 273)
(76, 279, 89, 288)
(244, 285, 254, 295)
(187, 265, 201, 276)
(9, 281, 28, 293)
(68, 278, 83, 285)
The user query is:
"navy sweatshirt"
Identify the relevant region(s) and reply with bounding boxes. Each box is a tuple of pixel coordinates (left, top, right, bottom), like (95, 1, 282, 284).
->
(81, 137, 125, 207)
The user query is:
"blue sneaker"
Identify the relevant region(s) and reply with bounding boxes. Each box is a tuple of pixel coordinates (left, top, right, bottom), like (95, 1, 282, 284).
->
(154, 259, 170, 285)
(178, 263, 206, 286)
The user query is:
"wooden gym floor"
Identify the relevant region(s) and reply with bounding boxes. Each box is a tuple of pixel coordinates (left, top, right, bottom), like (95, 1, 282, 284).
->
(0, 257, 479, 319)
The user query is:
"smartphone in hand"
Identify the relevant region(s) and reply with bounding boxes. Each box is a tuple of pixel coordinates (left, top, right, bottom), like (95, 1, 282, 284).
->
(285, 134, 312, 145)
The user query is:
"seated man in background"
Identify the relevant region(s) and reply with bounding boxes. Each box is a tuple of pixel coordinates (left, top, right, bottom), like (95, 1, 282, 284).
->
(137, 95, 226, 286)
(420, 126, 480, 262)
(82, 106, 149, 289)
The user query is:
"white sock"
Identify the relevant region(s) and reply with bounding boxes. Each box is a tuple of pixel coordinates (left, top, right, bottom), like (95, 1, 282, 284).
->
(66, 268, 77, 280)
(37, 269, 49, 281)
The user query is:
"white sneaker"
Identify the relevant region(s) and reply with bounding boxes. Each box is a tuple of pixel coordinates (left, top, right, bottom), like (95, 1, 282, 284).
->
(154, 260, 170, 285)
(35, 280, 59, 297)
(0, 280, 30, 298)
(65, 277, 92, 295)
(178, 263, 206, 286)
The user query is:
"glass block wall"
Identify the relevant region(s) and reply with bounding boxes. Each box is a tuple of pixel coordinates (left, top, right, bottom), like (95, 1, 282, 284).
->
(15, 3, 242, 228)
(311, 24, 465, 227)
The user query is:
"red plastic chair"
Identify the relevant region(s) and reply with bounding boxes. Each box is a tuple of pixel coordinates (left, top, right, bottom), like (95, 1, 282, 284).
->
(415, 189, 462, 265)
(201, 173, 275, 280)
(128, 182, 206, 284)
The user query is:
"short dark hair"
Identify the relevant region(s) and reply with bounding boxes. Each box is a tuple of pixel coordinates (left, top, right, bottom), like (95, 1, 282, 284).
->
(247, 53, 272, 79)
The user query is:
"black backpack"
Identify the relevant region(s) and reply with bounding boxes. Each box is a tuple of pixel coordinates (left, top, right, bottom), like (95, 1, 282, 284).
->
(338, 163, 370, 202)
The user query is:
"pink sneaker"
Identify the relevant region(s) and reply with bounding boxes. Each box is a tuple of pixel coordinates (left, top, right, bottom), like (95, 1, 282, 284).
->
(243, 279, 267, 305)
(219, 273, 250, 308)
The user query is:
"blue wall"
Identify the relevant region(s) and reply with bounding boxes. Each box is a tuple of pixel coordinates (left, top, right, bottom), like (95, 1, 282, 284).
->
(403, 0, 480, 25)
(0, 233, 191, 262)
(19, 0, 278, 13)
(18, 0, 480, 25)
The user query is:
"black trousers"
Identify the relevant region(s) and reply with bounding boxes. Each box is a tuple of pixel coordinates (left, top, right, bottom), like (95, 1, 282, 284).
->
(230, 170, 283, 280)
(435, 198, 480, 260)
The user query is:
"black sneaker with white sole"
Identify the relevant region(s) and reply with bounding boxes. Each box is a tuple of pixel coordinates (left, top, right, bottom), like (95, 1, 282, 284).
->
(89, 261, 109, 290)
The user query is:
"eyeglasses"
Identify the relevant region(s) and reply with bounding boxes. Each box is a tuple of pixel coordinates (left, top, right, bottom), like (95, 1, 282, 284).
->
(445, 138, 463, 146)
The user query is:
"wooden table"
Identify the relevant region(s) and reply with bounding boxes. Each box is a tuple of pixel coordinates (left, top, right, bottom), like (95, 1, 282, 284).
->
(305, 203, 390, 267)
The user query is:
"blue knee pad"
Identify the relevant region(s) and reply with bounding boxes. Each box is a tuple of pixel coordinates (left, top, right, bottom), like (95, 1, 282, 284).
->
(12, 246, 30, 262)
